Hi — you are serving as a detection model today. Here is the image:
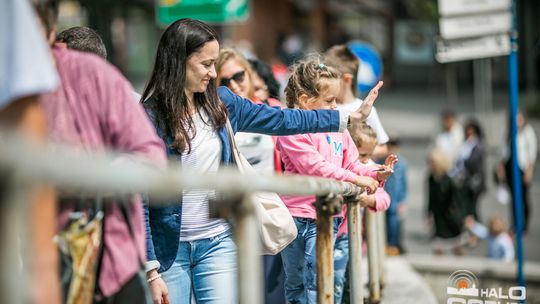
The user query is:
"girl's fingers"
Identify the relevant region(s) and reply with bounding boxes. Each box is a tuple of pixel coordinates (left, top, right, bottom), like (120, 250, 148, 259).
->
(365, 81, 384, 104)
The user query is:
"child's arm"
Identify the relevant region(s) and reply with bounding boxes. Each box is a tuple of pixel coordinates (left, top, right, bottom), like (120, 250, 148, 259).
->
(464, 216, 489, 240)
(342, 132, 383, 185)
(276, 134, 378, 191)
(361, 187, 391, 212)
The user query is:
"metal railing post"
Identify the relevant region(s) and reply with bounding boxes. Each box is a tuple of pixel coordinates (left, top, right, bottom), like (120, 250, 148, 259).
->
(315, 194, 342, 304)
(344, 194, 363, 304)
(377, 212, 386, 292)
(0, 174, 31, 304)
(209, 194, 263, 304)
(366, 210, 380, 303)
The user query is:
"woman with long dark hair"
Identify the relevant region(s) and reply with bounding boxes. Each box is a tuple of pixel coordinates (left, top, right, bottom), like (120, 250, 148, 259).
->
(141, 18, 382, 304)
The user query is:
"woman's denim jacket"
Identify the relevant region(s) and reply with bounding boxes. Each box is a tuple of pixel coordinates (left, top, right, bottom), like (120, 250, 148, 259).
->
(143, 86, 342, 272)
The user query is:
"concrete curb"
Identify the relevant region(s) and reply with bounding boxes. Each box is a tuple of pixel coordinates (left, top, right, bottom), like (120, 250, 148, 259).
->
(406, 254, 540, 282)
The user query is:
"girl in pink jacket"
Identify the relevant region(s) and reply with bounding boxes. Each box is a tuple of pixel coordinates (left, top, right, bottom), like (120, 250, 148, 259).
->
(276, 57, 391, 304)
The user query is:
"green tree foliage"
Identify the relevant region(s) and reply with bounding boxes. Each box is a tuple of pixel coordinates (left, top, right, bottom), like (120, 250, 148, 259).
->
(404, 0, 438, 21)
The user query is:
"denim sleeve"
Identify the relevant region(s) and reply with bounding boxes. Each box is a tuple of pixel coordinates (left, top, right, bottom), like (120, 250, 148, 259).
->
(218, 86, 341, 135)
(142, 195, 160, 271)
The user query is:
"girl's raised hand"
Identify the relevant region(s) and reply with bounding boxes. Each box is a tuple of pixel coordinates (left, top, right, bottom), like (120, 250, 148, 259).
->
(384, 154, 398, 170)
(349, 81, 383, 125)
(376, 154, 398, 181)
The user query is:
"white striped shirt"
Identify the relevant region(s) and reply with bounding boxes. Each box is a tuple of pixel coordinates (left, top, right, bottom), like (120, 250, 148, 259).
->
(180, 112, 230, 241)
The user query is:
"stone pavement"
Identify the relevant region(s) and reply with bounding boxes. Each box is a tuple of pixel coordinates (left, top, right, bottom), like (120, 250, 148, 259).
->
(379, 256, 438, 304)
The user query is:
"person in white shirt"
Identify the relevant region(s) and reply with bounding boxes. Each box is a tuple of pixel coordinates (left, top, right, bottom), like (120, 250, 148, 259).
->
(324, 44, 389, 158)
(496, 111, 538, 233)
(0, 0, 60, 303)
(434, 109, 464, 166)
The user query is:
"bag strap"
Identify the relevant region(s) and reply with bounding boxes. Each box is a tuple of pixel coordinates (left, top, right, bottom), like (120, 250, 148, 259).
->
(118, 197, 145, 266)
(93, 196, 106, 301)
(225, 120, 241, 165)
(94, 196, 143, 301)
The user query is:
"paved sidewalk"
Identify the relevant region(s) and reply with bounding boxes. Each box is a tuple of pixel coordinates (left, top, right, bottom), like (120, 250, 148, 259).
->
(380, 257, 438, 304)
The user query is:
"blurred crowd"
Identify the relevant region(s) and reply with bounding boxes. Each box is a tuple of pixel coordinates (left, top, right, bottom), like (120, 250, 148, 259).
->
(427, 109, 537, 261)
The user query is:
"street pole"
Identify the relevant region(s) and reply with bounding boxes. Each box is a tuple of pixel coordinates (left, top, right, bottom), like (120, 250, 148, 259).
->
(508, 0, 525, 287)
(445, 64, 458, 109)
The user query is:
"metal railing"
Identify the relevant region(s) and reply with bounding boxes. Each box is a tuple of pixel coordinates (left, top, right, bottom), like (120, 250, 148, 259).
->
(0, 133, 386, 304)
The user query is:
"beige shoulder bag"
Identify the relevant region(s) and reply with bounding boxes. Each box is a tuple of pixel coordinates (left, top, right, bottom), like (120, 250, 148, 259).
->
(225, 120, 298, 255)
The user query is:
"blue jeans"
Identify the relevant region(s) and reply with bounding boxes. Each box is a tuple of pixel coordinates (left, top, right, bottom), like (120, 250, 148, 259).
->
(386, 210, 401, 247)
(281, 217, 341, 304)
(333, 234, 349, 304)
(160, 230, 237, 304)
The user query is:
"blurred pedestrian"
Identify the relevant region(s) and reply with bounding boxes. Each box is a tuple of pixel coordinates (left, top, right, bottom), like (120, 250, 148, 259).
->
(34, 1, 168, 303)
(56, 26, 107, 59)
(434, 109, 464, 166)
(276, 57, 388, 304)
(324, 44, 389, 159)
(464, 216, 515, 262)
(54, 25, 144, 102)
(216, 48, 256, 101)
(334, 123, 392, 304)
(216, 48, 281, 175)
(245, 57, 287, 304)
(141, 18, 382, 304)
(427, 149, 465, 256)
(248, 58, 281, 104)
(451, 118, 486, 221)
(0, 0, 60, 303)
(221, 51, 288, 304)
(384, 136, 408, 255)
(496, 111, 537, 234)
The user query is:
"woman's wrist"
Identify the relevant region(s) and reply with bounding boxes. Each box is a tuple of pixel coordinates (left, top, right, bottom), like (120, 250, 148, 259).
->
(147, 269, 159, 279)
(147, 272, 162, 284)
(339, 109, 350, 132)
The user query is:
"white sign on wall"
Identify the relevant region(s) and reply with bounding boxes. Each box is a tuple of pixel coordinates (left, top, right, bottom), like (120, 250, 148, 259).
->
(438, 0, 511, 16)
(439, 12, 511, 40)
(435, 33, 511, 63)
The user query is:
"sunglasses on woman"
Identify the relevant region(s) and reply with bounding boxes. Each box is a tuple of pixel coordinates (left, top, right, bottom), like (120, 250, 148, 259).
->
(220, 70, 246, 87)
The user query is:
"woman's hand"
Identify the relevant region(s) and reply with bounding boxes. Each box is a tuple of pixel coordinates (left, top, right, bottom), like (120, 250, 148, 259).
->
(354, 176, 378, 194)
(349, 81, 383, 127)
(148, 270, 170, 304)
